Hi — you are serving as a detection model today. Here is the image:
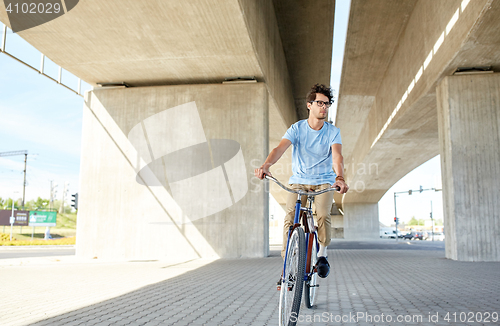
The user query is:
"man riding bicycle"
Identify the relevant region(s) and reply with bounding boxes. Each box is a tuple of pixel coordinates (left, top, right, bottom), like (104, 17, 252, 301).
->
(255, 83, 349, 280)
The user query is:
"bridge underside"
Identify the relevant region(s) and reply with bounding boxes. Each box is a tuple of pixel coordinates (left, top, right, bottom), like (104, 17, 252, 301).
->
(0, 0, 334, 259)
(3, 0, 498, 261)
(336, 0, 500, 260)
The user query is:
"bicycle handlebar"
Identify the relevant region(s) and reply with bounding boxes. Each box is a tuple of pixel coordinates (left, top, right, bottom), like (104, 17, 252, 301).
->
(264, 174, 340, 196)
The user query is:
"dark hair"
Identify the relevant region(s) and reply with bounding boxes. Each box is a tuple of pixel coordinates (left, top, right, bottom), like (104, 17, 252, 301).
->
(306, 84, 334, 104)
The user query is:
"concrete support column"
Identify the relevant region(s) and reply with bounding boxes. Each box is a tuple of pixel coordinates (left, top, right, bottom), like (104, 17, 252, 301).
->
(436, 74, 500, 261)
(343, 203, 379, 240)
(331, 215, 344, 239)
(76, 83, 269, 260)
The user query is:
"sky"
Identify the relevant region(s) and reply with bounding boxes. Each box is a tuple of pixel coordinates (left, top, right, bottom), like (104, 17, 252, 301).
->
(329, 0, 350, 123)
(330, 0, 443, 226)
(0, 4, 443, 226)
(0, 22, 91, 204)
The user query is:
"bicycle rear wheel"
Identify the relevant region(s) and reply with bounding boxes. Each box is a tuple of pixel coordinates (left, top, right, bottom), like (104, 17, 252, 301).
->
(304, 233, 318, 308)
(279, 227, 306, 326)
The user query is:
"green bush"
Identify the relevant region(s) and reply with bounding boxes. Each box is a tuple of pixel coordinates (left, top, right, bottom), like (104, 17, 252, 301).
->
(0, 233, 75, 246)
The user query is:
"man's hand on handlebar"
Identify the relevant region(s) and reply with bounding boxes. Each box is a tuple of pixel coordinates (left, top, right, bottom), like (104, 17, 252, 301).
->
(333, 180, 349, 194)
(254, 164, 272, 180)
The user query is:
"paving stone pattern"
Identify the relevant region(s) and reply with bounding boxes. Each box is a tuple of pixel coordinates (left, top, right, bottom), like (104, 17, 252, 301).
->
(4, 245, 500, 326)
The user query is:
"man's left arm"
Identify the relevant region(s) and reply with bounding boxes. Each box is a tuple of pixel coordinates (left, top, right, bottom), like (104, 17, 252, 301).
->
(332, 144, 349, 194)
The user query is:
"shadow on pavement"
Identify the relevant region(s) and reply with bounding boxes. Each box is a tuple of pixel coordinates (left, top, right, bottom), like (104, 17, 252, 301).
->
(28, 244, 500, 326)
(29, 256, 282, 326)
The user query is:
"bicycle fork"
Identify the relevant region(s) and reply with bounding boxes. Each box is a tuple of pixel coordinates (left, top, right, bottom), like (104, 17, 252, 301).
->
(280, 194, 302, 291)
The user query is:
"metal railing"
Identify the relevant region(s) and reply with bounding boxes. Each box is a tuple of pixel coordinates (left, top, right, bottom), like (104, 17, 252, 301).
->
(1, 23, 84, 97)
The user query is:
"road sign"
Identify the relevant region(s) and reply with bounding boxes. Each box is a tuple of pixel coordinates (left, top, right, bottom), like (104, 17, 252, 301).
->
(29, 211, 57, 227)
(0, 210, 30, 226)
(9, 216, 15, 224)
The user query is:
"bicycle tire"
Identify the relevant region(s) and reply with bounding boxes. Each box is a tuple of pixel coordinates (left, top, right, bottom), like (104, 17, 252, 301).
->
(279, 227, 306, 326)
(304, 233, 318, 308)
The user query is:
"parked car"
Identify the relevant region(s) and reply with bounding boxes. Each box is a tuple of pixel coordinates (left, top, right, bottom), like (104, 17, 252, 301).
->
(413, 232, 425, 240)
(422, 231, 430, 240)
(380, 230, 397, 239)
(402, 232, 414, 240)
(402, 232, 425, 240)
(433, 232, 445, 241)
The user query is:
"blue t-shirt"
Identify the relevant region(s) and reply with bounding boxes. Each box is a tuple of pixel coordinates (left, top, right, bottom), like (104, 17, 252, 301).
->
(283, 120, 342, 185)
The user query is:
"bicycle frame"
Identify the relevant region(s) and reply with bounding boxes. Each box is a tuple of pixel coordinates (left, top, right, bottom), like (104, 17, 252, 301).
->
(265, 174, 339, 324)
(282, 193, 318, 283)
(263, 174, 338, 285)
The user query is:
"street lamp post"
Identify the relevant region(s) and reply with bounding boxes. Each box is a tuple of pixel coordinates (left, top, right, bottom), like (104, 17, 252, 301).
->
(10, 197, 15, 241)
(22, 153, 27, 209)
(430, 201, 434, 241)
(394, 193, 398, 242)
(10, 191, 19, 241)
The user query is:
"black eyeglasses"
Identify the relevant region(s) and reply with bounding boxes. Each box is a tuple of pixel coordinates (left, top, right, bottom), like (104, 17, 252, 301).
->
(310, 100, 332, 108)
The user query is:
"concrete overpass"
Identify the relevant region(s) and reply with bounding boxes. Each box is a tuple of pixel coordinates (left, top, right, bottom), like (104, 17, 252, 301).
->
(336, 0, 500, 261)
(1, 0, 499, 261)
(0, 0, 334, 260)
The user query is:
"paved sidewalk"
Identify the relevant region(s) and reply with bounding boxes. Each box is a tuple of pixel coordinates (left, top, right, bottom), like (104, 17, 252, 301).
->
(1, 242, 499, 326)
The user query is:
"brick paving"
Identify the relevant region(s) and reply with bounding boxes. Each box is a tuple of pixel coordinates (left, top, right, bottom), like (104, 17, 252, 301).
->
(1, 242, 499, 326)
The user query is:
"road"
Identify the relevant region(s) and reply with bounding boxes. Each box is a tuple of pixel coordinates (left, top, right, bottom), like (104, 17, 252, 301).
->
(0, 246, 75, 259)
(328, 238, 445, 250)
(0, 239, 444, 260)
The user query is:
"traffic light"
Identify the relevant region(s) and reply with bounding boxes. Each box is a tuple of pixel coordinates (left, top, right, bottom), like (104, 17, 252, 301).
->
(408, 190, 412, 195)
(394, 217, 397, 223)
(420, 185, 423, 193)
(71, 193, 78, 210)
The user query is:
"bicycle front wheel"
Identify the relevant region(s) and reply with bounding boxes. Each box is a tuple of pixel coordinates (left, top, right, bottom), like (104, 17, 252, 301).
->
(304, 233, 318, 308)
(279, 227, 306, 326)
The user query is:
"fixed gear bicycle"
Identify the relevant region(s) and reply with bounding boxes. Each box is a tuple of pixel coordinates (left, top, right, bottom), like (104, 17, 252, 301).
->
(264, 175, 338, 326)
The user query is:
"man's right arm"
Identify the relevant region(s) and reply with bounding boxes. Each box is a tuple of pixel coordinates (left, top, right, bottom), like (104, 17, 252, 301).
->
(254, 138, 292, 179)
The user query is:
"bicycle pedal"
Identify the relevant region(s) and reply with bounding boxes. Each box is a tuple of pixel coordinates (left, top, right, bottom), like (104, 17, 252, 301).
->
(277, 285, 281, 291)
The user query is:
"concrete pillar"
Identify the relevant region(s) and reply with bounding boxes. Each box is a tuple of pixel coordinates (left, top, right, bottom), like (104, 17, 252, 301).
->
(76, 83, 269, 260)
(436, 74, 500, 262)
(331, 215, 344, 239)
(343, 203, 379, 240)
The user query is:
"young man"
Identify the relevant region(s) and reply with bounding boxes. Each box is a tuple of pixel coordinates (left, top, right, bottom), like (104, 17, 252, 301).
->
(254, 84, 349, 279)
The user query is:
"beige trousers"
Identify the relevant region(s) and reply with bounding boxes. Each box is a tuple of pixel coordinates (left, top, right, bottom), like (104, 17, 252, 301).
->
(281, 183, 333, 259)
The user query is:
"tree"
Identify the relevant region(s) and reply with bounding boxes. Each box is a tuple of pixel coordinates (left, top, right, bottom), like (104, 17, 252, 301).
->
(1, 197, 51, 210)
(34, 197, 49, 210)
(408, 216, 418, 225)
(4, 198, 15, 209)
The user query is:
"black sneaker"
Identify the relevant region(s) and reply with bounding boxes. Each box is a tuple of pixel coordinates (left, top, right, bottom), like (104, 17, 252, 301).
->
(316, 256, 330, 278)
